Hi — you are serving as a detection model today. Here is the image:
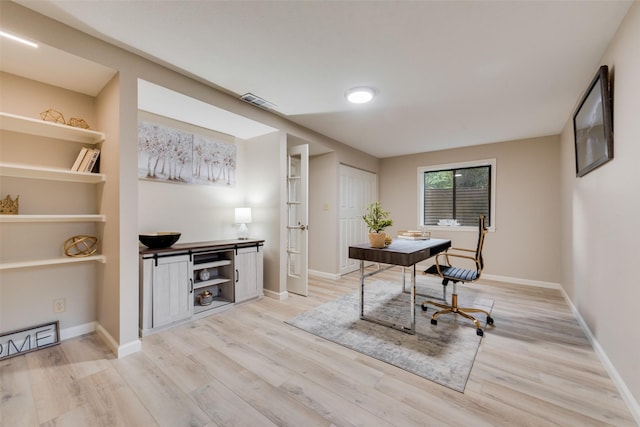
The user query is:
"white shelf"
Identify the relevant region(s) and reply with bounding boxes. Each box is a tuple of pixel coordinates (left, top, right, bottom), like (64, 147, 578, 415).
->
(194, 277, 230, 290)
(194, 260, 232, 269)
(0, 112, 105, 144)
(0, 214, 106, 223)
(0, 162, 106, 183)
(193, 298, 232, 314)
(0, 255, 106, 270)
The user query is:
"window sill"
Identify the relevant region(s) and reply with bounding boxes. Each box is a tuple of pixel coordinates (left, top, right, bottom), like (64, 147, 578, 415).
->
(425, 225, 495, 233)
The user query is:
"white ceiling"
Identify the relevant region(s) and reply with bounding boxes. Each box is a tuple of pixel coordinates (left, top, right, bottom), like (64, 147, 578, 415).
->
(11, 0, 634, 158)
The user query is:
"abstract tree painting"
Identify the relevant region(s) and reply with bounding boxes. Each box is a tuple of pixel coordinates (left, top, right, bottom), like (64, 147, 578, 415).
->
(138, 121, 236, 186)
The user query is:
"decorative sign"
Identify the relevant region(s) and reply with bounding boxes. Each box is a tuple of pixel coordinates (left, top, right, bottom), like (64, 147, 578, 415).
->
(0, 321, 60, 360)
(138, 120, 237, 186)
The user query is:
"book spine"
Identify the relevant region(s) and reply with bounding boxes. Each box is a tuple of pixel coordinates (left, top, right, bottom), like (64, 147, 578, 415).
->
(71, 147, 88, 171)
(83, 148, 101, 173)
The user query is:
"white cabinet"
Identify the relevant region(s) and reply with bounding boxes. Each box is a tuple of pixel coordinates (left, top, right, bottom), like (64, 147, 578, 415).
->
(0, 112, 106, 270)
(151, 255, 192, 328)
(139, 240, 264, 336)
(235, 245, 264, 303)
(139, 253, 192, 335)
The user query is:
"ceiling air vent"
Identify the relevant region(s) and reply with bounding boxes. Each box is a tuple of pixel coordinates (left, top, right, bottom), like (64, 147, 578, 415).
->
(240, 93, 276, 110)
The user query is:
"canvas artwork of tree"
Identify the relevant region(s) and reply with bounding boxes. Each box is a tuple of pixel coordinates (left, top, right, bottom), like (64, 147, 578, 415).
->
(138, 121, 237, 186)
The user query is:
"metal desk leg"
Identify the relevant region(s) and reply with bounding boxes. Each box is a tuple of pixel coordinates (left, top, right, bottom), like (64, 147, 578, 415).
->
(409, 264, 416, 334)
(359, 260, 365, 318)
(359, 260, 416, 335)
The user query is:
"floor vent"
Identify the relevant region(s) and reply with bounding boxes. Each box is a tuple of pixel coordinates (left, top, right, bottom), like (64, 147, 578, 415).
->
(240, 93, 276, 110)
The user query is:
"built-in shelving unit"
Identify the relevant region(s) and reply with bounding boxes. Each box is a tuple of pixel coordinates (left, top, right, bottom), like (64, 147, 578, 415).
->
(0, 112, 106, 270)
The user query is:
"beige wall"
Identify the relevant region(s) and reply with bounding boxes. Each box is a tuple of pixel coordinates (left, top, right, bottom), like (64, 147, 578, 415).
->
(380, 135, 561, 284)
(560, 1, 640, 413)
(309, 152, 338, 274)
(245, 131, 285, 296)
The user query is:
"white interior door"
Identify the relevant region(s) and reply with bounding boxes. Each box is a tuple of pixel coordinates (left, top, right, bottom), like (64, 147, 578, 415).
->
(339, 165, 377, 275)
(286, 144, 309, 296)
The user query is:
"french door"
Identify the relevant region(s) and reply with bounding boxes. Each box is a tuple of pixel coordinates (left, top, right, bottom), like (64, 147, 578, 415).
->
(286, 144, 309, 296)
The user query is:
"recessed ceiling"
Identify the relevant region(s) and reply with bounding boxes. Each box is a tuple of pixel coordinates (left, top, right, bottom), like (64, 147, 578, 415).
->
(13, 0, 634, 158)
(138, 80, 278, 140)
(0, 37, 116, 96)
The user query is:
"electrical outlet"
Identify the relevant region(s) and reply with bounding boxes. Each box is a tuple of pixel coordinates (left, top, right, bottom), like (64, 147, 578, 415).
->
(54, 298, 66, 313)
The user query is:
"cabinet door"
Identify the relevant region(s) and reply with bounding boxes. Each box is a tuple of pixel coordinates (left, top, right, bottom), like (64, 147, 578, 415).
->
(152, 255, 192, 327)
(235, 246, 263, 303)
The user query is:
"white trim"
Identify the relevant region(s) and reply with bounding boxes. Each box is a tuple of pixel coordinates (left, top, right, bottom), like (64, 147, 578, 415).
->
(480, 273, 561, 289)
(95, 323, 141, 359)
(117, 339, 142, 359)
(59, 321, 96, 341)
(417, 158, 496, 232)
(263, 288, 289, 300)
(559, 288, 640, 425)
(309, 269, 341, 280)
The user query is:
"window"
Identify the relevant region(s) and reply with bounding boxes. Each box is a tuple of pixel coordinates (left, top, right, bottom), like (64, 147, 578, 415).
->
(418, 159, 496, 230)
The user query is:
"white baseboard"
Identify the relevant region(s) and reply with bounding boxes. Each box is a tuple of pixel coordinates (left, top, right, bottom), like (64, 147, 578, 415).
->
(263, 288, 289, 300)
(309, 269, 341, 280)
(558, 288, 640, 425)
(95, 323, 141, 359)
(59, 321, 96, 341)
(480, 273, 561, 289)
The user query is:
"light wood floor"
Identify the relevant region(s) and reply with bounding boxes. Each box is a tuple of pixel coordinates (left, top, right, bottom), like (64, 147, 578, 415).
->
(1, 267, 637, 426)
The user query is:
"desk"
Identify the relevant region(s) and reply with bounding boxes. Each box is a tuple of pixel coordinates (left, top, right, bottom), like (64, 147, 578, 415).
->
(349, 238, 451, 334)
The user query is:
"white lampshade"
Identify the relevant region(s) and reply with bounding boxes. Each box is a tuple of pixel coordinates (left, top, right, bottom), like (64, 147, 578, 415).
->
(234, 207, 252, 224)
(234, 207, 252, 239)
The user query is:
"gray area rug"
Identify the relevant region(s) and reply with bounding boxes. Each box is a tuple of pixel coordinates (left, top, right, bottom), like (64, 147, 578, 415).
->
(286, 280, 494, 392)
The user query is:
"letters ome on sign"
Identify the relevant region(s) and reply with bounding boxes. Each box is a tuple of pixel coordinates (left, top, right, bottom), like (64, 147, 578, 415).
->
(0, 321, 60, 360)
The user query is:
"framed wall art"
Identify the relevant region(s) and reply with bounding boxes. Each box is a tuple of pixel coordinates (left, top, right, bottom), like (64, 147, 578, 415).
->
(573, 65, 614, 177)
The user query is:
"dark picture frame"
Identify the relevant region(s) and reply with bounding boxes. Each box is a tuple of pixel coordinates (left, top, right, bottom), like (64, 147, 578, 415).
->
(573, 65, 614, 177)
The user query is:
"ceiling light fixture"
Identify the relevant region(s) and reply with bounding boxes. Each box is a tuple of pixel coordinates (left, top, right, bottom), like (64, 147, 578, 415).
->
(345, 87, 376, 104)
(0, 30, 38, 48)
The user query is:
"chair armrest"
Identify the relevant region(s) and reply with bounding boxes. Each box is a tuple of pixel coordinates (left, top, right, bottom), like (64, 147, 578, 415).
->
(437, 252, 477, 264)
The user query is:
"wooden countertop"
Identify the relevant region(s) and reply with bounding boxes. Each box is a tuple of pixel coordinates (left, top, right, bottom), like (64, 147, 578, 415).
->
(139, 238, 265, 256)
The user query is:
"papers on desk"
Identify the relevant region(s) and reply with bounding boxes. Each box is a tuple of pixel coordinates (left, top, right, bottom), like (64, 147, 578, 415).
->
(397, 230, 430, 240)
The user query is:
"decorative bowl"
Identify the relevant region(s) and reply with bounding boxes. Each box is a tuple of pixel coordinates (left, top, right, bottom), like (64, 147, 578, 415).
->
(139, 232, 181, 249)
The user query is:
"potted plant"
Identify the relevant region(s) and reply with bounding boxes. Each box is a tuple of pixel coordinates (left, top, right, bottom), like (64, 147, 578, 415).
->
(362, 201, 393, 248)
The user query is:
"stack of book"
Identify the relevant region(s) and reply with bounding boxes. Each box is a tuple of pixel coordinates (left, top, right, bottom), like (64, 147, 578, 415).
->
(71, 147, 101, 173)
(397, 230, 430, 240)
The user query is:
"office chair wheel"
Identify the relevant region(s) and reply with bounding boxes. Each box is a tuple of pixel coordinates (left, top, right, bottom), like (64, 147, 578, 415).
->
(431, 318, 437, 325)
(476, 328, 484, 337)
(487, 316, 494, 325)
(421, 304, 428, 312)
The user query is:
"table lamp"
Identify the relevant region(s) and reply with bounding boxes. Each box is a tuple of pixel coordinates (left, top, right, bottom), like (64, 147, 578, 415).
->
(234, 207, 252, 240)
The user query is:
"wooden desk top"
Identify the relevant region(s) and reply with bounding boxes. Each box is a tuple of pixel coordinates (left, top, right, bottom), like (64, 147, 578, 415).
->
(349, 238, 451, 267)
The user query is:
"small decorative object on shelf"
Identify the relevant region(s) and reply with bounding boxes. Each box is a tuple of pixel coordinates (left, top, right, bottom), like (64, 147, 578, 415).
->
(198, 268, 210, 281)
(67, 117, 91, 129)
(64, 235, 98, 257)
(39, 109, 92, 129)
(0, 194, 19, 214)
(40, 108, 65, 124)
(197, 290, 214, 306)
(362, 201, 393, 248)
